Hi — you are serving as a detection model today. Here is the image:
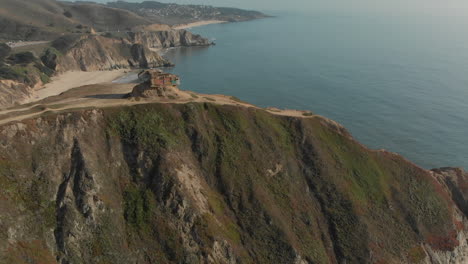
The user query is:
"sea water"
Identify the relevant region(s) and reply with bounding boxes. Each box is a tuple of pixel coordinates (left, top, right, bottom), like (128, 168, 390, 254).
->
(164, 11, 468, 169)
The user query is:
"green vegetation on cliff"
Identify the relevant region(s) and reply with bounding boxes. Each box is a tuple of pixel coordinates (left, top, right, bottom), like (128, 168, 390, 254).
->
(0, 51, 55, 86)
(0, 103, 464, 263)
(104, 103, 458, 263)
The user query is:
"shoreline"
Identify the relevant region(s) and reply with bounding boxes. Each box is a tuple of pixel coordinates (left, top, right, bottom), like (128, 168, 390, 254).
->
(173, 20, 227, 30)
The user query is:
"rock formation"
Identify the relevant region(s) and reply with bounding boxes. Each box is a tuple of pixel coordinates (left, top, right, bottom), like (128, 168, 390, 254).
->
(128, 30, 214, 50)
(47, 34, 171, 72)
(43, 29, 212, 73)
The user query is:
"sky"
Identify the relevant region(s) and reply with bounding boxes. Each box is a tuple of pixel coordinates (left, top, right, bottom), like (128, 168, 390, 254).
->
(89, 0, 468, 15)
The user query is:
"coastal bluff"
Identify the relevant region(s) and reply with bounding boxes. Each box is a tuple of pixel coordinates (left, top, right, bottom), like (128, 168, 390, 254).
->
(0, 99, 467, 263)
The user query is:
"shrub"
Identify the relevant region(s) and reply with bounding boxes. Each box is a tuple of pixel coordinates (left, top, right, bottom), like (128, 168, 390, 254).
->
(39, 73, 50, 84)
(230, 96, 244, 103)
(0, 64, 30, 83)
(204, 97, 216, 102)
(8, 52, 36, 65)
(108, 108, 175, 153)
(40, 53, 57, 71)
(63, 11, 73, 18)
(0, 43, 11, 60)
(124, 185, 156, 230)
(51, 35, 82, 53)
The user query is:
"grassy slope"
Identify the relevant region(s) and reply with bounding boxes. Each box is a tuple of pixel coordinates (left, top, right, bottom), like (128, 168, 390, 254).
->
(0, 0, 152, 40)
(108, 103, 457, 263)
(107, 1, 268, 25)
(63, 3, 152, 31)
(0, 0, 266, 40)
(0, 103, 461, 263)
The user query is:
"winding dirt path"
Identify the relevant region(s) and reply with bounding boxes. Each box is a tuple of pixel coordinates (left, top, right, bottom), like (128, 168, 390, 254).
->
(0, 82, 315, 125)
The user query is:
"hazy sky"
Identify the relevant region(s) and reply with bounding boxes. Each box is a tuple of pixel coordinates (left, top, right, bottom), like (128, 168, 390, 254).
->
(91, 0, 468, 15)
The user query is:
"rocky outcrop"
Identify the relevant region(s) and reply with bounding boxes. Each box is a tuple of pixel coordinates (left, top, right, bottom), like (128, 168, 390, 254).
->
(41, 29, 212, 72)
(128, 29, 213, 50)
(0, 103, 467, 263)
(421, 168, 468, 264)
(49, 34, 171, 72)
(432, 168, 468, 216)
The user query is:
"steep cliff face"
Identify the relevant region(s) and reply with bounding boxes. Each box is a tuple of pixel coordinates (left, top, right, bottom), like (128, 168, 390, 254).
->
(128, 30, 214, 50)
(48, 34, 171, 72)
(34, 30, 212, 72)
(0, 103, 467, 264)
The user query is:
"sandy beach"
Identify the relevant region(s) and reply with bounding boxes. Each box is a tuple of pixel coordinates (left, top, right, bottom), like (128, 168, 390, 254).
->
(32, 70, 127, 103)
(173, 20, 227, 30)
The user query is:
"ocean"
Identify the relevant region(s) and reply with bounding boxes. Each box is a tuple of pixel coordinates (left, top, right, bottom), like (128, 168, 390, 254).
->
(163, 11, 468, 170)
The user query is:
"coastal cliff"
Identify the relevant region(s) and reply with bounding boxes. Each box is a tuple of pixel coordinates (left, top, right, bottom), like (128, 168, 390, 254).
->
(0, 35, 161, 108)
(46, 30, 212, 72)
(44, 34, 171, 72)
(0, 29, 213, 107)
(0, 103, 467, 263)
(128, 30, 214, 49)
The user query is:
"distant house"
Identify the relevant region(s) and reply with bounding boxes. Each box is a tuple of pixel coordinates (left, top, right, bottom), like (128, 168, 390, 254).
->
(131, 69, 181, 99)
(138, 70, 180, 87)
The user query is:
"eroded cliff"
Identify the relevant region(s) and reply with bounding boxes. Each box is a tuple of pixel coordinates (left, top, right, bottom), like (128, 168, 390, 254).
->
(127, 30, 214, 49)
(45, 34, 171, 72)
(0, 103, 467, 264)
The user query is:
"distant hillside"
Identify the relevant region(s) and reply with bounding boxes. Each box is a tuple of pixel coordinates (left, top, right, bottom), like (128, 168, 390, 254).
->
(0, 0, 267, 41)
(106, 1, 269, 25)
(0, 0, 153, 41)
(0, 0, 75, 40)
(60, 2, 155, 31)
